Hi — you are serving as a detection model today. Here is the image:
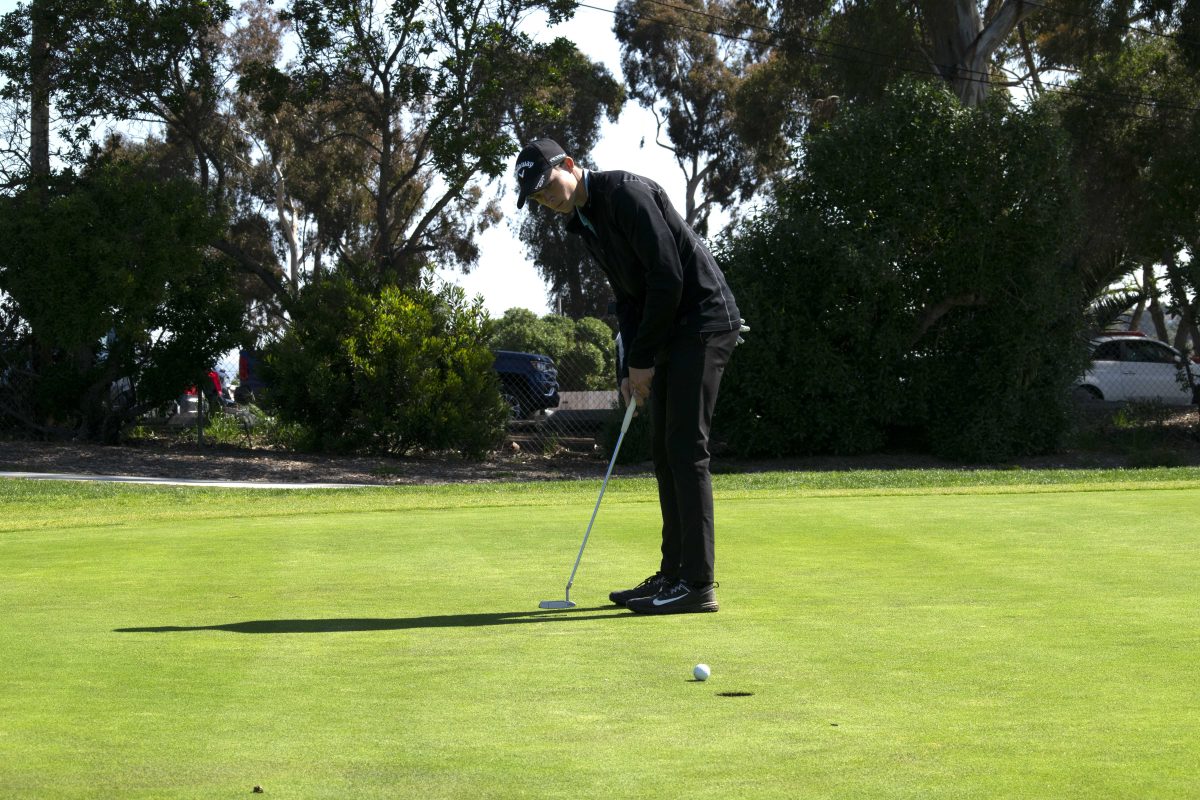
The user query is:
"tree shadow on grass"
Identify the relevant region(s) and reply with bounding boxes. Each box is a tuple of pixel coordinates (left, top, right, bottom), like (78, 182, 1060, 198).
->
(114, 606, 633, 634)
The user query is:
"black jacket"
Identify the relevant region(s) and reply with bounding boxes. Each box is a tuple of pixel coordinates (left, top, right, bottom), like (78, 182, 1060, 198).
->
(565, 169, 741, 374)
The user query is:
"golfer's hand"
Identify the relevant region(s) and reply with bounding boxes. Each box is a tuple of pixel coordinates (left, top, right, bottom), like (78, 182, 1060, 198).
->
(628, 366, 654, 404)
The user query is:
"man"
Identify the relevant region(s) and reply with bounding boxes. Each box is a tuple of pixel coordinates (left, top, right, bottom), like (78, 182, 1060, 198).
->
(514, 138, 743, 615)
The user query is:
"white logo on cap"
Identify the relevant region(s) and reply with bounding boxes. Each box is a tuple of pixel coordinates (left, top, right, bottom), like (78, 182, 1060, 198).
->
(516, 160, 536, 180)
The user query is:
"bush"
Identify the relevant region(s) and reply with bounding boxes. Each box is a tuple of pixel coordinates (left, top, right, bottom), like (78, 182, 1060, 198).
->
(0, 160, 245, 442)
(489, 309, 617, 390)
(263, 275, 507, 458)
(599, 400, 653, 465)
(715, 81, 1090, 461)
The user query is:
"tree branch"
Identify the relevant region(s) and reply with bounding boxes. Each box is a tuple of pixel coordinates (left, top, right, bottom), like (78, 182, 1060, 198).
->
(211, 239, 295, 315)
(404, 161, 480, 258)
(906, 293, 988, 349)
(966, 0, 1040, 67)
(1017, 20, 1043, 93)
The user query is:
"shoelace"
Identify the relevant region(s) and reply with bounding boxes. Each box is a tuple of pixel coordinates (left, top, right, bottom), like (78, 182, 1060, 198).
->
(665, 580, 719, 594)
(663, 579, 690, 596)
(636, 574, 665, 589)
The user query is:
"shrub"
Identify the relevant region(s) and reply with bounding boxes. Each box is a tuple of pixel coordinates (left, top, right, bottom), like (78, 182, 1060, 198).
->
(0, 160, 244, 442)
(599, 400, 653, 465)
(489, 309, 617, 390)
(263, 275, 507, 458)
(715, 81, 1090, 461)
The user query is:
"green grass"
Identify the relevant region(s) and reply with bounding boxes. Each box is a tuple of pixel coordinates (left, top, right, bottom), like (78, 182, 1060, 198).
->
(2, 469, 1198, 798)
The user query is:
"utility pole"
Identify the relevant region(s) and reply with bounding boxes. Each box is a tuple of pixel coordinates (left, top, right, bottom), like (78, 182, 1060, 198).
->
(29, 0, 51, 178)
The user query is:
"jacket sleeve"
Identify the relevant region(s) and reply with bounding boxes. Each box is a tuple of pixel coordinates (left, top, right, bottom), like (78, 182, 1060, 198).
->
(614, 300, 640, 380)
(612, 183, 683, 369)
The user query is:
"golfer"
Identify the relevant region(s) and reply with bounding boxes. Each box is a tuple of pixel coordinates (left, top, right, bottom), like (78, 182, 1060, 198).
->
(514, 138, 742, 615)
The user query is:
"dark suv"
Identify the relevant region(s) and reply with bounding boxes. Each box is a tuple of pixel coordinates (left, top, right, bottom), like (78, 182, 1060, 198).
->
(493, 350, 560, 419)
(234, 349, 268, 405)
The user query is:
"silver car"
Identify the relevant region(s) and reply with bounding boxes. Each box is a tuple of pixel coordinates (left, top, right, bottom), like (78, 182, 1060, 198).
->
(1076, 334, 1199, 405)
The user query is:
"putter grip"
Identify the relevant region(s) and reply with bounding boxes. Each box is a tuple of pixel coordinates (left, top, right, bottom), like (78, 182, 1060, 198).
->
(620, 398, 637, 434)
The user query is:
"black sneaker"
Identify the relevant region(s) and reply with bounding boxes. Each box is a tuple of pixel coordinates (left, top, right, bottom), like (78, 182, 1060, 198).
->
(626, 579, 719, 614)
(609, 573, 673, 607)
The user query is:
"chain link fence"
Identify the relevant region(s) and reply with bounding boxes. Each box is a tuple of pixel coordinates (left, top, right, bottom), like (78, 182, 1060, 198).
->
(505, 330, 1200, 462)
(499, 352, 624, 456)
(1067, 331, 1200, 465)
(5, 333, 1198, 463)
(1072, 333, 1200, 407)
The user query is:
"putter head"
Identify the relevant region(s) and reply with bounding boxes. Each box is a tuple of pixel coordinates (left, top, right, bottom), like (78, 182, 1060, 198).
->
(538, 599, 576, 609)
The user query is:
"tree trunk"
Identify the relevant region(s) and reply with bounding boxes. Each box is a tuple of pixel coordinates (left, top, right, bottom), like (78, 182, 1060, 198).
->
(1129, 299, 1145, 330)
(375, 99, 394, 284)
(313, 226, 323, 284)
(919, 0, 1039, 107)
(566, 260, 585, 319)
(1144, 262, 1170, 341)
(273, 157, 300, 286)
(29, 0, 51, 177)
(1164, 250, 1200, 355)
(27, 0, 55, 417)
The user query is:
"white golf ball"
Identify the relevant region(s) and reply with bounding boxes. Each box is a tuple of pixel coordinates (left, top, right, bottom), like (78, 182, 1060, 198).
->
(693, 663, 711, 681)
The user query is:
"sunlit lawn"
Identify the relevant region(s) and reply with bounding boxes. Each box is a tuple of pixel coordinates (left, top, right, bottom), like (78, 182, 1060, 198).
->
(2, 469, 1198, 798)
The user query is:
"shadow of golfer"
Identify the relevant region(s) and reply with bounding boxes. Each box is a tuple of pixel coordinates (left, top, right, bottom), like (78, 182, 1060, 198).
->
(114, 606, 631, 634)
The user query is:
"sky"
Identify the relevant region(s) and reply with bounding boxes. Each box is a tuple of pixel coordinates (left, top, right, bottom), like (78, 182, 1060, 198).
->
(0, 0, 723, 318)
(445, 3, 731, 317)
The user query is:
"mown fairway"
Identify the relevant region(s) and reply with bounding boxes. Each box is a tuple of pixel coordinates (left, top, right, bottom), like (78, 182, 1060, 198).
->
(2, 470, 1198, 799)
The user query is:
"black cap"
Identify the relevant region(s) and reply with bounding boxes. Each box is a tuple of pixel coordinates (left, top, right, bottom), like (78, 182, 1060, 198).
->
(514, 138, 567, 209)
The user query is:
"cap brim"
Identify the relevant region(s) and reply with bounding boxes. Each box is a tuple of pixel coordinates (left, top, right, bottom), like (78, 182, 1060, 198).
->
(516, 166, 553, 210)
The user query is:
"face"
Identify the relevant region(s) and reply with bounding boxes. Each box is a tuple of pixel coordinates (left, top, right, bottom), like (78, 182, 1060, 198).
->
(529, 164, 579, 214)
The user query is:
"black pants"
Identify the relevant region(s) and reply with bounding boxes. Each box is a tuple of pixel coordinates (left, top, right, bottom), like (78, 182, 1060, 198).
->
(650, 328, 738, 585)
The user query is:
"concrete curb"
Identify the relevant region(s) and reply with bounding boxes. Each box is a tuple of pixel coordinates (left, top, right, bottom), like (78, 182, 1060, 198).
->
(0, 471, 379, 489)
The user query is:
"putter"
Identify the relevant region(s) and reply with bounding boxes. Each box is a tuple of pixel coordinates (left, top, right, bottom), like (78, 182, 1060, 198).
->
(539, 398, 639, 609)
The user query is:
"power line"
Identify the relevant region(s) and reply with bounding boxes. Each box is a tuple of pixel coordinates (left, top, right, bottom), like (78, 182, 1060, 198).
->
(638, 0, 996, 83)
(576, 0, 1200, 119)
(638, 0, 1200, 113)
(1023, 0, 1200, 51)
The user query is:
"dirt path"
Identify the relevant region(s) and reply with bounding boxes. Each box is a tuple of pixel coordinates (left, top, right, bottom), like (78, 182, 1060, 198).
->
(4, 431, 1197, 488)
(0, 439, 636, 486)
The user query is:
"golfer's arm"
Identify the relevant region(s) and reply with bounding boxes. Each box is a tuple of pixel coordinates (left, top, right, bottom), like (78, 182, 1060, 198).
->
(617, 193, 683, 370)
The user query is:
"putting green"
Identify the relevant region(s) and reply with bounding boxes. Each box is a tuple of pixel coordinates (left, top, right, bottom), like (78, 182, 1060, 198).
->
(1, 473, 1198, 798)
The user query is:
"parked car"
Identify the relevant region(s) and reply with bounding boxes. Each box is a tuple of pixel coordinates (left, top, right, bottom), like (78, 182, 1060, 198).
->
(231, 347, 560, 418)
(1075, 332, 1199, 405)
(493, 350, 560, 419)
(235, 349, 268, 404)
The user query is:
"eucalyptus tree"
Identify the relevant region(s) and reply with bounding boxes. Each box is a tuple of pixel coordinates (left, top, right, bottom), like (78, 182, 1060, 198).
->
(614, 0, 766, 235)
(277, 0, 577, 289)
(0, 0, 254, 438)
(507, 41, 624, 318)
(1053, 34, 1200, 350)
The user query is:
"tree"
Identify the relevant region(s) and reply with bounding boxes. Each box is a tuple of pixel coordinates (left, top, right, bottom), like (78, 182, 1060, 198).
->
(506, 41, 624, 318)
(0, 157, 245, 441)
(732, 0, 1052, 170)
(1048, 28, 1200, 353)
(915, 0, 1038, 106)
(518, 204, 618, 319)
(614, 0, 766, 235)
(489, 309, 617, 390)
(717, 81, 1088, 460)
(0, 2, 258, 440)
(0, 95, 23, 192)
(0, 0, 589, 314)
(275, 0, 577, 289)
(0, 0, 298, 314)
(264, 275, 507, 456)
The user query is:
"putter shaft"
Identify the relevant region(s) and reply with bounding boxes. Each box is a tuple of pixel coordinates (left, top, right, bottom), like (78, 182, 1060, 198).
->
(557, 400, 638, 601)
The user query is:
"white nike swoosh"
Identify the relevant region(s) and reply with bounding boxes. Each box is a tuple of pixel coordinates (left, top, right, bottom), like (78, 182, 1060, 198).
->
(652, 594, 688, 606)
